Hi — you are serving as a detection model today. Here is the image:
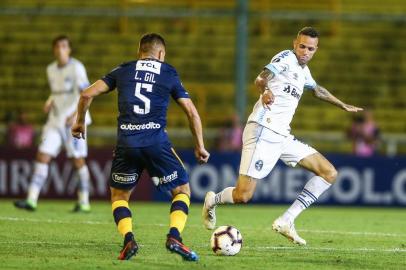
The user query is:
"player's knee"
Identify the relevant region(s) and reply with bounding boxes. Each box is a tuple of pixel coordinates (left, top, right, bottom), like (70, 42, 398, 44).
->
(233, 190, 252, 204)
(320, 165, 338, 183)
(72, 158, 86, 169)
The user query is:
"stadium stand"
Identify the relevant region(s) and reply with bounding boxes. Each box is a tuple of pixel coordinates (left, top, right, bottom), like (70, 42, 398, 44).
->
(1, 0, 405, 151)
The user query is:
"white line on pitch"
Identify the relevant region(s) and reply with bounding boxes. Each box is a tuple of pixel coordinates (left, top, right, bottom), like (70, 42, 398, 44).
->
(244, 246, 406, 253)
(0, 240, 405, 254)
(1, 216, 406, 238)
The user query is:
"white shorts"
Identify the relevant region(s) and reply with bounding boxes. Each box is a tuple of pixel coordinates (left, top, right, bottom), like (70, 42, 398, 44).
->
(38, 124, 88, 158)
(239, 122, 317, 179)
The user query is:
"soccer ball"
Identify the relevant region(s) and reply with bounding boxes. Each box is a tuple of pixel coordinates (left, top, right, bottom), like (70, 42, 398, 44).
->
(210, 225, 243, 256)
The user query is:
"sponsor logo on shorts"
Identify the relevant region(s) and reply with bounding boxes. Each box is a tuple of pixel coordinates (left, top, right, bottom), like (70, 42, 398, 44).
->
(255, 160, 263, 171)
(112, 173, 139, 184)
(159, 170, 178, 184)
(120, 122, 161, 131)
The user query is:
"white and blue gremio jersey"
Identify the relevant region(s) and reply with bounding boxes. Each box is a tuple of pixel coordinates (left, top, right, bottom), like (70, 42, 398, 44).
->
(247, 50, 317, 136)
(46, 57, 91, 127)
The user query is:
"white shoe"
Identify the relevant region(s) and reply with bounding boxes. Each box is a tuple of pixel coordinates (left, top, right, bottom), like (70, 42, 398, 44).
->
(272, 216, 306, 246)
(202, 191, 216, 230)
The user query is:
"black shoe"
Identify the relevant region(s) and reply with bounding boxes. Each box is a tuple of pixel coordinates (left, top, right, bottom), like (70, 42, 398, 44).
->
(166, 236, 199, 261)
(118, 234, 139, 260)
(14, 200, 36, 211)
(72, 203, 91, 213)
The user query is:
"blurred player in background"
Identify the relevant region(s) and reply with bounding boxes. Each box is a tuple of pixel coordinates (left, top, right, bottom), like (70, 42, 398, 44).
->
(14, 35, 92, 212)
(202, 27, 363, 245)
(72, 33, 209, 261)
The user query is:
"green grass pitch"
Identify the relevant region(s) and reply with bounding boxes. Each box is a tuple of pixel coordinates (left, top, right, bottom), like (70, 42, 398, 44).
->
(0, 199, 405, 270)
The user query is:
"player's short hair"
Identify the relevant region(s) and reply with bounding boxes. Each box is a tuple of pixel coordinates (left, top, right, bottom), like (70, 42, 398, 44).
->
(297, 27, 319, 38)
(52, 35, 71, 48)
(139, 33, 166, 53)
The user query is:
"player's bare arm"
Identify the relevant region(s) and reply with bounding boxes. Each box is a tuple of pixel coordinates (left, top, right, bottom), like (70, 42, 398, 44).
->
(43, 95, 53, 113)
(313, 84, 363, 112)
(176, 97, 210, 164)
(71, 80, 110, 139)
(254, 68, 275, 109)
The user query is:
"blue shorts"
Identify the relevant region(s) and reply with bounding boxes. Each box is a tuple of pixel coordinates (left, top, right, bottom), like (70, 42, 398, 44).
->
(109, 142, 188, 192)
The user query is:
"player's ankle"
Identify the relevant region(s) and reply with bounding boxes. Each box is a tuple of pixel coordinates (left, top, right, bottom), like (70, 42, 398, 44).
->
(124, 232, 134, 244)
(168, 228, 181, 241)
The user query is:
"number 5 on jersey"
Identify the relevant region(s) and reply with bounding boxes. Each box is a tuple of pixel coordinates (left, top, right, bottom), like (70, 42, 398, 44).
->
(134, 82, 152, 114)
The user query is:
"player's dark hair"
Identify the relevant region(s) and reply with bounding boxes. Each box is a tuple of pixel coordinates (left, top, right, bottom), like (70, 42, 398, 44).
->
(298, 27, 319, 38)
(139, 33, 166, 53)
(52, 35, 71, 48)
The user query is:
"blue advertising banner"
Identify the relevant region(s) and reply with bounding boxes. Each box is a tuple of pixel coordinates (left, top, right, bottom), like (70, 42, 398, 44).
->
(153, 152, 406, 206)
(1, 147, 405, 206)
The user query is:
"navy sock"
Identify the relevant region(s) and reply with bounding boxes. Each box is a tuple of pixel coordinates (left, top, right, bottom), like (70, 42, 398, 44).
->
(124, 232, 134, 245)
(168, 227, 181, 241)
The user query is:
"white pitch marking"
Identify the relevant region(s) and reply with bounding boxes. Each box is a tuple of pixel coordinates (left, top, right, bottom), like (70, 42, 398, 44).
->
(244, 246, 406, 253)
(0, 240, 405, 254)
(1, 216, 406, 238)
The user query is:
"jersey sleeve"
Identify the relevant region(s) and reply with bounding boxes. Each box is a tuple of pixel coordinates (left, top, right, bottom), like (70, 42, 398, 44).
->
(101, 66, 121, 91)
(170, 69, 190, 100)
(264, 51, 291, 75)
(304, 67, 317, 90)
(75, 62, 90, 91)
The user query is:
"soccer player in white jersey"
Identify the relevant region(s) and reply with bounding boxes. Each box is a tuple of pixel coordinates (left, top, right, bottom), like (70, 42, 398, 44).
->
(14, 35, 92, 212)
(202, 27, 363, 245)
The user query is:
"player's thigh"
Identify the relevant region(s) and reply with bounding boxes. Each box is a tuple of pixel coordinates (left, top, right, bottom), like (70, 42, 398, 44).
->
(63, 126, 88, 159)
(38, 125, 62, 157)
(280, 135, 317, 168)
(110, 187, 132, 202)
(109, 147, 143, 191)
(142, 142, 189, 193)
(36, 152, 52, 163)
(298, 152, 337, 183)
(239, 123, 283, 179)
(71, 157, 86, 169)
(171, 183, 191, 198)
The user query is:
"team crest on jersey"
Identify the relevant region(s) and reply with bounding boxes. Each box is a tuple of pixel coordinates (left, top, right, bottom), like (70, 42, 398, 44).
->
(255, 160, 263, 171)
(136, 60, 161, 74)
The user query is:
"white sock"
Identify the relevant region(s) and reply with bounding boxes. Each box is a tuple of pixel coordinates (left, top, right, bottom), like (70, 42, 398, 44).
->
(27, 162, 49, 206)
(282, 176, 331, 222)
(212, 187, 235, 207)
(77, 165, 90, 206)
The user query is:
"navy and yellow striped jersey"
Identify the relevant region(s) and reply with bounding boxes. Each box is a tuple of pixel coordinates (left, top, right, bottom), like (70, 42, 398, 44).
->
(102, 59, 189, 147)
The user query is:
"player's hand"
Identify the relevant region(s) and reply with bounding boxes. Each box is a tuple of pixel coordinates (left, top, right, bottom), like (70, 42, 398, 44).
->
(195, 147, 210, 164)
(71, 123, 86, 139)
(261, 89, 274, 109)
(342, 104, 363, 112)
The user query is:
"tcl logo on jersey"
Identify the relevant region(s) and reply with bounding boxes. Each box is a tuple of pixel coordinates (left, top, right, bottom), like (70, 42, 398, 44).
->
(120, 122, 161, 131)
(283, 85, 301, 100)
(136, 60, 161, 74)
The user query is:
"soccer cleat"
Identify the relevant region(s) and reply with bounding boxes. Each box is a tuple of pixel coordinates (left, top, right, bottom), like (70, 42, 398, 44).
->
(202, 191, 216, 230)
(72, 203, 91, 213)
(14, 200, 36, 211)
(118, 236, 139, 260)
(166, 236, 199, 261)
(272, 216, 307, 246)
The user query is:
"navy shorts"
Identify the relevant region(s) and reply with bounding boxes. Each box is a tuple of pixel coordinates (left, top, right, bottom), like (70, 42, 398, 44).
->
(109, 142, 188, 192)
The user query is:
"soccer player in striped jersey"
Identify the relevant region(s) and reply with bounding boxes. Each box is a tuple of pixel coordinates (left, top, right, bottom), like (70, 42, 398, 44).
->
(202, 27, 363, 245)
(72, 33, 209, 261)
(14, 35, 92, 212)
